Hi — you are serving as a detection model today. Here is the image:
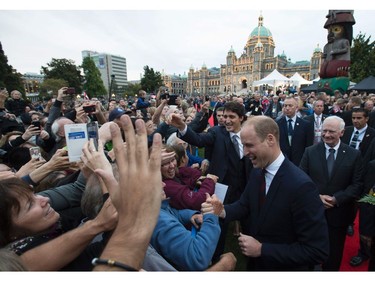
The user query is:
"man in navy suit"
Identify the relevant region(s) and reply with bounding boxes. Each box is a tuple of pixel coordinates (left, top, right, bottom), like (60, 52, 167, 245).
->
(167, 101, 252, 262)
(201, 116, 329, 271)
(341, 107, 375, 266)
(341, 108, 375, 157)
(277, 96, 314, 166)
(300, 116, 363, 271)
(304, 99, 329, 144)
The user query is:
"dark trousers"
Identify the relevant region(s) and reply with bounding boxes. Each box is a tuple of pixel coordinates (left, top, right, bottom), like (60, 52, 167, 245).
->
(369, 238, 375, 271)
(212, 220, 228, 263)
(322, 224, 347, 271)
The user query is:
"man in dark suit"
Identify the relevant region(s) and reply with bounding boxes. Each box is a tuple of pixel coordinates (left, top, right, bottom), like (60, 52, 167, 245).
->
(246, 93, 263, 116)
(341, 108, 375, 157)
(300, 116, 363, 271)
(277, 96, 314, 166)
(341, 107, 375, 266)
(201, 115, 329, 271)
(304, 99, 329, 144)
(167, 101, 252, 261)
(264, 95, 282, 119)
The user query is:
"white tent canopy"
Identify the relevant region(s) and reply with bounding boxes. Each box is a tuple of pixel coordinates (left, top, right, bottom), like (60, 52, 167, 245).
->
(253, 69, 290, 87)
(312, 76, 320, 82)
(289, 72, 313, 86)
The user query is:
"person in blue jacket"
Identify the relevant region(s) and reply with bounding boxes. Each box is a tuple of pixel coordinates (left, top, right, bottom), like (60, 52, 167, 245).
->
(150, 191, 221, 271)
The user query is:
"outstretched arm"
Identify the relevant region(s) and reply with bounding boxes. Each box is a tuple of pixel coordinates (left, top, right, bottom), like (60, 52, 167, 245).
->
(93, 115, 163, 271)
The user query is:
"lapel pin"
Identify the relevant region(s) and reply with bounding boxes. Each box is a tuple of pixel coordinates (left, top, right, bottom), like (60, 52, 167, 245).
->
(296, 123, 299, 126)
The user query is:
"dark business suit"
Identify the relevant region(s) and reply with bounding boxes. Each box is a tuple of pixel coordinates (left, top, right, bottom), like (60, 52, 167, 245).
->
(303, 113, 328, 124)
(179, 125, 251, 204)
(300, 142, 364, 270)
(304, 114, 328, 144)
(342, 125, 375, 261)
(264, 100, 282, 119)
(364, 160, 375, 271)
(368, 110, 375, 129)
(224, 158, 329, 271)
(277, 116, 314, 166)
(179, 125, 252, 261)
(341, 126, 375, 157)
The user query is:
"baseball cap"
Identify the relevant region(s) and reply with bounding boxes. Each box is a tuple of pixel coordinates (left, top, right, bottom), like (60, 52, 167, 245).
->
(109, 108, 126, 121)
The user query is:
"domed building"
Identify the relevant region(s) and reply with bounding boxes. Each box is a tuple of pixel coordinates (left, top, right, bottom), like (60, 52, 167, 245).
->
(187, 13, 323, 95)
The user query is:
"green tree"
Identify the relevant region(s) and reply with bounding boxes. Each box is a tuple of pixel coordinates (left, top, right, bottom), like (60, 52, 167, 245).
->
(125, 82, 142, 97)
(140, 65, 163, 94)
(39, 78, 68, 98)
(41, 58, 83, 94)
(350, 33, 375, 83)
(81, 57, 107, 99)
(0, 41, 25, 95)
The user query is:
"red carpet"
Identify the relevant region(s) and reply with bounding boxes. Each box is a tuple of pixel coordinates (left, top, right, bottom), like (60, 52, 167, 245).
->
(340, 213, 369, 271)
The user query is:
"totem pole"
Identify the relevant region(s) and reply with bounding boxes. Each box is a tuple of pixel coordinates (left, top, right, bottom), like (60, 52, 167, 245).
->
(318, 10, 356, 95)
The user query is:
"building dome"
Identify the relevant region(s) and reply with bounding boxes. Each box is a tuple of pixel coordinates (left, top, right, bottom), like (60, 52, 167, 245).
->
(280, 50, 287, 58)
(314, 43, 322, 53)
(250, 14, 272, 37)
(228, 45, 235, 54)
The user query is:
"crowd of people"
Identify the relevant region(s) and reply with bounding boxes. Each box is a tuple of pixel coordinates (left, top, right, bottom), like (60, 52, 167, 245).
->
(0, 85, 375, 272)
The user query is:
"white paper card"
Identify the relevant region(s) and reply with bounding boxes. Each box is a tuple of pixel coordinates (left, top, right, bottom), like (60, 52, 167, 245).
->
(214, 183, 228, 202)
(64, 123, 88, 162)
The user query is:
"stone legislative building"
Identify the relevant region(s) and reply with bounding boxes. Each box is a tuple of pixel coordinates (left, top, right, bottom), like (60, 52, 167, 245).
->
(186, 14, 323, 96)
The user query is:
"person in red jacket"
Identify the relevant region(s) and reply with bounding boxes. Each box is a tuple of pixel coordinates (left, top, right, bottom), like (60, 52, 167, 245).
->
(161, 145, 217, 211)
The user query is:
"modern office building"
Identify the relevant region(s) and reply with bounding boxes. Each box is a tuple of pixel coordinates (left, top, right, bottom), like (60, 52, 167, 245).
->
(82, 50, 128, 94)
(187, 13, 323, 96)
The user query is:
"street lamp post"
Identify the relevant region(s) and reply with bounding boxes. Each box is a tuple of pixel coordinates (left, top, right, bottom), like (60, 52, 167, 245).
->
(108, 74, 115, 105)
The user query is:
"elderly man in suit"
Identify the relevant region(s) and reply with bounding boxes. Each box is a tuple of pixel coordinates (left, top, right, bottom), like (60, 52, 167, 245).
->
(300, 116, 363, 271)
(201, 115, 329, 271)
(341, 107, 375, 266)
(277, 96, 314, 166)
(167, 101, 252, 262)
(304, 99, 329, 144)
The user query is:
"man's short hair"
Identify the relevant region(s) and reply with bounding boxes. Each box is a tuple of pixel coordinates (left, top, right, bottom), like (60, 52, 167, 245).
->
(352, 107, 369, 118)
(223, 101, 246, 118)
(243, 115, 279, 142)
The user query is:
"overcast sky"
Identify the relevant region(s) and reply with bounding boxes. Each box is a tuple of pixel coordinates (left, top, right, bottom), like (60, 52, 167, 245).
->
(1, 1, 374, 81)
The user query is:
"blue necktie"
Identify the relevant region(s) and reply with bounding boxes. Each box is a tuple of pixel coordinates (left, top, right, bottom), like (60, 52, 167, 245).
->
(232, 135, 240, 158)
(327, 148, 335, 178)
(288, 119, 293, 136)
(349, 131, 359, 149)
(287, 119, 293, 145)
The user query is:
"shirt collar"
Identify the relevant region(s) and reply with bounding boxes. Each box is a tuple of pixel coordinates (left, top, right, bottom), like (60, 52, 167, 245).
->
(264, 152, 285, 177)
(324, 140, 341, 152)
(285, 115, 297, 123)
(230, 131, 241, 138)
(355, 125, 367, 134)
